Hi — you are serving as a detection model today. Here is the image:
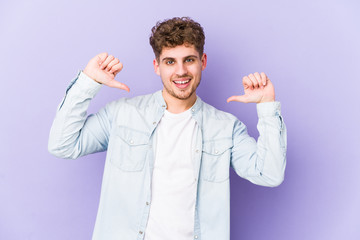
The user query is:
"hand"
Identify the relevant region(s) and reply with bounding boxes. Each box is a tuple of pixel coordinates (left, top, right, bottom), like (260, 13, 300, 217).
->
(227, 72, 275, 103)
(83, 52, 130, 92)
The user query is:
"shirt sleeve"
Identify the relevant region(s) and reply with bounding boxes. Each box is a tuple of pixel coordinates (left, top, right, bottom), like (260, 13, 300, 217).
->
(48, 71, 113, 159)
(230, 101, 287, 187)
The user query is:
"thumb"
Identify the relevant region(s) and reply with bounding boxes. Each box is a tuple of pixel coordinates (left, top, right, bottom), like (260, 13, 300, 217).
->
(107, 80, 131, 92)
(227, 95, 248, 103)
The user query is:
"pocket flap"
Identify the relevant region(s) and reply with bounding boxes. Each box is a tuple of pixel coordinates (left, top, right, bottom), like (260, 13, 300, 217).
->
(116, 126, 150, 146)
(202, 138, 233, 155)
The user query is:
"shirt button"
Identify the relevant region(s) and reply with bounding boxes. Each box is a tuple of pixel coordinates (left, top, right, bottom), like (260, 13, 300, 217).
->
(194, 178, 197, 182)
(215, 150, 219, 154)
(195, 149, 199, 153)
(191, 108, 195, 112)
(139, 231, 143, 234)
(130, 140, 134, 144)
(146, 202, 150, 205)
(194, 235, 198, 239)
(153, 121, 156, 125)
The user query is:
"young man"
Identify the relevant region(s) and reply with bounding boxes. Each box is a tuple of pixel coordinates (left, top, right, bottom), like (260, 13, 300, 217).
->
(48, 17, 287, 240)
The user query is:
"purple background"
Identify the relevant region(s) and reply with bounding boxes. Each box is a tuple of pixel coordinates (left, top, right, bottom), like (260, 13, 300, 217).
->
(1, 0, 359, 239)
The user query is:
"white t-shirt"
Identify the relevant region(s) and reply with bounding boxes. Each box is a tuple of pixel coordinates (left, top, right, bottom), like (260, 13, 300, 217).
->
(144, 108, 198, 240)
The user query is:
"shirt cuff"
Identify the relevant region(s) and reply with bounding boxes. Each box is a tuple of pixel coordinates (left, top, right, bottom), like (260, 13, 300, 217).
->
(256, 101, 281, 118)
(67, 70, 102, 97)
(77, 70, 102, 90)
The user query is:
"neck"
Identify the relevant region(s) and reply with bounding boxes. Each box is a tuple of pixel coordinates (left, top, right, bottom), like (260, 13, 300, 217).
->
(162, 90, 197, 114)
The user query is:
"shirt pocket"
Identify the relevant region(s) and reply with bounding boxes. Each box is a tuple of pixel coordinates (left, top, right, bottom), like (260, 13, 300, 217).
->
(201, 138, 233, 182)
(110, 127, 150, 172)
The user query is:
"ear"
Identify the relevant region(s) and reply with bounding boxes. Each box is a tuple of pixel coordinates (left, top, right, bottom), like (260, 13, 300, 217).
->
(201, 53, 207, 71)
(153, 59, 160, 75)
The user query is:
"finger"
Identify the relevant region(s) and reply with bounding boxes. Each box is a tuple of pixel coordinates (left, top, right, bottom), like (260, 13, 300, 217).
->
(97, 52, 108, 65)
(106, 58, 120, 71)
(100, 55, 115, 70)
(110, 62, 123, 75)
(260, 72, 267, 86)
(248, 74, 260, 89)
(227, 95, 248, 103)
(254, 72, 263, 88)
(242, 76, 252, 90)
(108, 80, 130, 92)
(266, 76, 271, 84)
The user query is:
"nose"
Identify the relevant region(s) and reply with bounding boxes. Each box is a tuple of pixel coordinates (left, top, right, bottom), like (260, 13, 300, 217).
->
(175, 62, 188, 76)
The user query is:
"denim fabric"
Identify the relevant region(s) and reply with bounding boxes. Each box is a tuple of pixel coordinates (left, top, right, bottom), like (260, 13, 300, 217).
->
(48, 71, 287, 240)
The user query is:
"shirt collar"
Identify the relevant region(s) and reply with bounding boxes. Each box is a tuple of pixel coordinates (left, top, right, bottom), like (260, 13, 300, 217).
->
(154, 90, 203, 115)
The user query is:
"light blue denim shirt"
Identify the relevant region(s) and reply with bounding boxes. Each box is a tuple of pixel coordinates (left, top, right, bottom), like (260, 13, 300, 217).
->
(48, 71, 287, 240)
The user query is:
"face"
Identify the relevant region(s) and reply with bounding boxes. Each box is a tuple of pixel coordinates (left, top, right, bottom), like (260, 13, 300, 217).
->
(153, 44, 207, 102)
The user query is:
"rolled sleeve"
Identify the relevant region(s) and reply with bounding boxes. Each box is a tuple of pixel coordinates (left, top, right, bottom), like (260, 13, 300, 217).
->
(58, 71, 102, 110)
(256, 101, 281, 118)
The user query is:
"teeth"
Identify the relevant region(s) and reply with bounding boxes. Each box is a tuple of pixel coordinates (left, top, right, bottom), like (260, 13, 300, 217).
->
(174, 80, 190, 84)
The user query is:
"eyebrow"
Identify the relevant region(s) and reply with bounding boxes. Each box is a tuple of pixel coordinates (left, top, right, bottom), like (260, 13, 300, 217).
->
(161, 55, 199, 63)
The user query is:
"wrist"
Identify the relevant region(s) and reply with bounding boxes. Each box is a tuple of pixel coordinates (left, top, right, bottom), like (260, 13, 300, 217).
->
(82, 69, 101, 84)
(258, 97, 275, 103)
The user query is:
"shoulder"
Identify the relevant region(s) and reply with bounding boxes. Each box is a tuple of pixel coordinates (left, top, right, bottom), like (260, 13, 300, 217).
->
(101, 91, 159, 127)
(106, 91, 158, 110)
(200, 100, 242, 138)
(199, 100, 248, 140)
(102, 91, 160, 133)
(201, 100, 238, 122)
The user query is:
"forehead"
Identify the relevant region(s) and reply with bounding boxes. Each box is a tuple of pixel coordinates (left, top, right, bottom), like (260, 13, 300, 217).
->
(159, 44, 200, 60)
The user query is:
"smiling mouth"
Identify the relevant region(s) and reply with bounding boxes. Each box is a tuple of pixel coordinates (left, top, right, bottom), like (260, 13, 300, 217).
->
(172, 78, 192, 89)
(173, 79, 190, 84)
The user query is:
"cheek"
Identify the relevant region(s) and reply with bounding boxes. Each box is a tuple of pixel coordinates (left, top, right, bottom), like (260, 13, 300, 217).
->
(160, 69, 173, 79)
(160, 73, 170, 84)
(189, 65, 202, 76)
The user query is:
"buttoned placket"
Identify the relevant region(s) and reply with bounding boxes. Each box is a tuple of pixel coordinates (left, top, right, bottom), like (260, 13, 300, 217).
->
(137, 101, 167, 239)
(191, 105, 203, 240)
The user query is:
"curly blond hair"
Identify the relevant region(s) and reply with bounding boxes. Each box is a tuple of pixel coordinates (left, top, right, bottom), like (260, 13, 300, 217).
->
(149, 17, 205, 60)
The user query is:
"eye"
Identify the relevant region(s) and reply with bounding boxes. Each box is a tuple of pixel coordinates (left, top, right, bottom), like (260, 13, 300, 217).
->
(166, 60, 175, 65)
(185, 58, 194, 63)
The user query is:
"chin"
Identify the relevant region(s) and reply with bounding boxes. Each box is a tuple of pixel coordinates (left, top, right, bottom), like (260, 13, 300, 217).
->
(173, 90, 195, 100)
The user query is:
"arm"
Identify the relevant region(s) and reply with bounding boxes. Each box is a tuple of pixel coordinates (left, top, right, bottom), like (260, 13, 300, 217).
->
(48, 53, 129, 159)
(228, 72, 287, 187)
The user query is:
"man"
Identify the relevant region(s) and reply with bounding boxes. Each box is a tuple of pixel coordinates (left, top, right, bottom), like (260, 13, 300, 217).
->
(48, 17, 286, 240)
